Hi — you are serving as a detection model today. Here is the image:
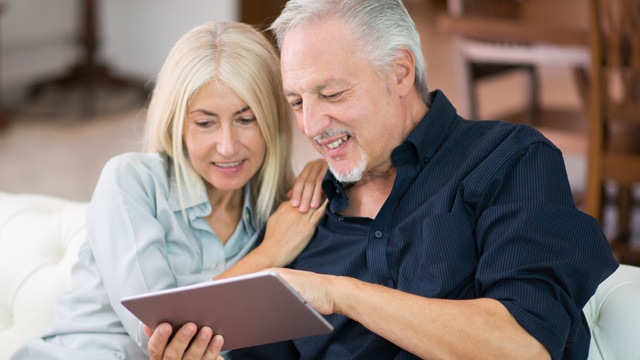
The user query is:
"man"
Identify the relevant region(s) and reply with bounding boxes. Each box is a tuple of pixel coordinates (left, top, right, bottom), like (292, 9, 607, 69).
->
(148, 0, 618, 359)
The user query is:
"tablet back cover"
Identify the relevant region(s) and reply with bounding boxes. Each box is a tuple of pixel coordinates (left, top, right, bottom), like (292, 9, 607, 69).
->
(121, 271, 333, 351)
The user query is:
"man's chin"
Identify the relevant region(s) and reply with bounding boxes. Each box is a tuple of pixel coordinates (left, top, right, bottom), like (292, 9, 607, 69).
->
(328, 162, 364, 184)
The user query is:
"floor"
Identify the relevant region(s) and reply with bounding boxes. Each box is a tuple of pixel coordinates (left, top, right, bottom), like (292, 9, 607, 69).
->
(0, 0, 587, 202)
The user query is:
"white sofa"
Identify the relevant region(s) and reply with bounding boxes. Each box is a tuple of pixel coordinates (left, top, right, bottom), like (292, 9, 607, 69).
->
(1, 191, 639, 360)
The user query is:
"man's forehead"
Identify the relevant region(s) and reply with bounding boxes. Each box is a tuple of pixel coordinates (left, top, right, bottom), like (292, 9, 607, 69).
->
(283, 77, 350, 97)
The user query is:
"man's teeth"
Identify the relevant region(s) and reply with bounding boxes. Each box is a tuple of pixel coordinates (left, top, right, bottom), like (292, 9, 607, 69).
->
(216, 161, 242, 168)
(327, 135, 349, 149)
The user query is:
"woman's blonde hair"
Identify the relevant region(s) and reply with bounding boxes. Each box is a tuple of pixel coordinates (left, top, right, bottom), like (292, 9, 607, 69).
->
(143, 21, 294, 226)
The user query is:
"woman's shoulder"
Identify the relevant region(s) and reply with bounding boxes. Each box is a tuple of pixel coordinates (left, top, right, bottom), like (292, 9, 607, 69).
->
(102, 152, 168, 175)
(97, 152, 172, 192)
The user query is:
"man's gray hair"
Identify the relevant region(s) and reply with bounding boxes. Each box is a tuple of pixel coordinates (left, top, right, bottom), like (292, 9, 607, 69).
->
(270, 0, 429, 104)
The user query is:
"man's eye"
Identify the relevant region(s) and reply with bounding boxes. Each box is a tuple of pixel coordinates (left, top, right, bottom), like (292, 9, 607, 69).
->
(324, 91, 343, 100)
(290, 100, 302, 110)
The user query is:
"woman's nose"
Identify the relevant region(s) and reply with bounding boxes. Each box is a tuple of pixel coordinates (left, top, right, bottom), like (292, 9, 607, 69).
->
(216, 125, 238, 157)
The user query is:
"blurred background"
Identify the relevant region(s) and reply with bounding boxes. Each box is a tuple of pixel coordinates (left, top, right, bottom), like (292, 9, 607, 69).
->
(0, 0, 585, 202)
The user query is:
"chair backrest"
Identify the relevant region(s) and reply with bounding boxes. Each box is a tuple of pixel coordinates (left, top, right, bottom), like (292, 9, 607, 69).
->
(585, 0, 640, 261)
(446, 0, 587, 37)
(450, 0, 520, 19)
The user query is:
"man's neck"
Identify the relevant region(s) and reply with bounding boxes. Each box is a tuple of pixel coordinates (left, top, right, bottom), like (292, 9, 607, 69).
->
(342, 168, 396, 218)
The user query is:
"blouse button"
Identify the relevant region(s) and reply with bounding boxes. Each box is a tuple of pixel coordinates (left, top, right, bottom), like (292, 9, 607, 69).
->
(374, 230, 383, 238)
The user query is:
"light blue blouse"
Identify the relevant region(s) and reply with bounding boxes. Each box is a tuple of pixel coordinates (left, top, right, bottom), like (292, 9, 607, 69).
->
(11, 152, 259, 360)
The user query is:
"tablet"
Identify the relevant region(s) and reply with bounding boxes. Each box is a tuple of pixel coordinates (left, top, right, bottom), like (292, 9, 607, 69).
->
(120, 271, 333, 351)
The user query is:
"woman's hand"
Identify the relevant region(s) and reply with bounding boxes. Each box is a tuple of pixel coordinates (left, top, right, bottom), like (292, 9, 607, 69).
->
(216, 199, 327, 280)
(257, 198, 327, 267)
(288, 158, 327, 212)
(258, 158, 326, 266)
(145, 323, 224, 360)
(214, 158, 327, 279)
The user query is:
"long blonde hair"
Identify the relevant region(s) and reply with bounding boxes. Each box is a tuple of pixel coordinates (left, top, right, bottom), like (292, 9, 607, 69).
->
(143, 21, 294, 226)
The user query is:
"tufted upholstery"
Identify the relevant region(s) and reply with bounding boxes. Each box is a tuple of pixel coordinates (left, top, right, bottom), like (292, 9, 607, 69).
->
(584, 263, 640, 359)
(0, 191, 639, 360)
(0, 192, 87, 360)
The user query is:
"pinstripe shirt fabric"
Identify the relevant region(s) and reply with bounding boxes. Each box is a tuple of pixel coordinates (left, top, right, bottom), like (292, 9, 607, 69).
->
(233, 90, 618, 360)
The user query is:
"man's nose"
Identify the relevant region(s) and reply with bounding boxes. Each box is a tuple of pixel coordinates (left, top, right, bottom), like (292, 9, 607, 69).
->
(300, 100, 327, 139)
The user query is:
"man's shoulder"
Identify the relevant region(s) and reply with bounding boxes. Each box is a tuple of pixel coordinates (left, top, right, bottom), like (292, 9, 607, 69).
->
(459, 119, 555, 149)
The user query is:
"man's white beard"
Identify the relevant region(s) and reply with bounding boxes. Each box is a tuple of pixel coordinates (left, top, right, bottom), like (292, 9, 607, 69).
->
(329, 152, 367, 184)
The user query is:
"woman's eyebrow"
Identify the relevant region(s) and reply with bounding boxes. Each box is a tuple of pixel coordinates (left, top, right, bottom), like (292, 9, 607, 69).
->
(234, 105, 251, 115)
(188, 105, 251, 117)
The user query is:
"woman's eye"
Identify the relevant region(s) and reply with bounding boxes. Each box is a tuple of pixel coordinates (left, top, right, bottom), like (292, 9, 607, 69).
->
(238, 117, 256, 125)
(195, 119, 213, 128)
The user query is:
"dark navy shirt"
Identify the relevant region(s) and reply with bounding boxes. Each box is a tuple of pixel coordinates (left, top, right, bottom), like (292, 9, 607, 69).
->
(233, 90, 618, 360)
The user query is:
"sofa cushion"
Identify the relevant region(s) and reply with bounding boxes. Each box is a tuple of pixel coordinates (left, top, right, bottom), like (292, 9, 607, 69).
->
(0, 192, 88, 360)
(584, 263, 640, 360)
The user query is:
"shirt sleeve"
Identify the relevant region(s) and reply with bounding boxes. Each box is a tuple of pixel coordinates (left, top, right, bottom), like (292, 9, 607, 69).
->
(85, 153, 180, 346)
(472, 140, 617, 359)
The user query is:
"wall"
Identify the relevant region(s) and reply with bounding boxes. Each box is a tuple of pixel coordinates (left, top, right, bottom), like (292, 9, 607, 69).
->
(0, 0, 237, 108)
(0, 0, 78, 106)
(100, 0, 237, 83)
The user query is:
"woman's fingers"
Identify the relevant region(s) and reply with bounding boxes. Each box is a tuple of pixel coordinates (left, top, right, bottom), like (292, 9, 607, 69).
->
(289, 158, 327, 212)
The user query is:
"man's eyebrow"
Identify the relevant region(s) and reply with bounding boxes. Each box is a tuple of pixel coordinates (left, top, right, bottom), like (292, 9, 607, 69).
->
(285, 81, 347, 98)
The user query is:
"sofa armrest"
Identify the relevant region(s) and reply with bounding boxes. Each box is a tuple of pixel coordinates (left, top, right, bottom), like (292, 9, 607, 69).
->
(0, 192, 88, 359)
(583, 264, 640, 360)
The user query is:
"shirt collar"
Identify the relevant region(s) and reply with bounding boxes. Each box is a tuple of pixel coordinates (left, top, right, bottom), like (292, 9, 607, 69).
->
(322, 90, 459, 213)
(404, 89, 458, 166)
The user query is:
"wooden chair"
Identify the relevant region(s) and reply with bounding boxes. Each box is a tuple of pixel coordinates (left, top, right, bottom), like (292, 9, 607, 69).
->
(437, 0, 590, 121)
(436, 0, 591, 204)
(585, 0, 640, 265)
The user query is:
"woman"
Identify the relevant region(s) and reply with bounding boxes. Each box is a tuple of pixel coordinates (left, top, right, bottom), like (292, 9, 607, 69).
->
(11, 21, 326, 360)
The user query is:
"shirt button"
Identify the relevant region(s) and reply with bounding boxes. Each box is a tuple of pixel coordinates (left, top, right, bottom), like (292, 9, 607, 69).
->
(374, 230, 383, 238)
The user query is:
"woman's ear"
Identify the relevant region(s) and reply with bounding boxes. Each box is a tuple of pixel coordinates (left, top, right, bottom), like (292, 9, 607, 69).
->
(392, 48, 416, 97)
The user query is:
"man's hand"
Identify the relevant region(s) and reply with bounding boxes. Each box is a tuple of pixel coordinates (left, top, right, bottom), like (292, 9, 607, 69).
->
(269, 268, 337, 315)
(144, 322, 224, 360)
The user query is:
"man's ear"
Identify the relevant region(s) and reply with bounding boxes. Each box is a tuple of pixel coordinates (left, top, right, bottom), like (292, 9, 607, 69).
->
(392, 48, 416, 97)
